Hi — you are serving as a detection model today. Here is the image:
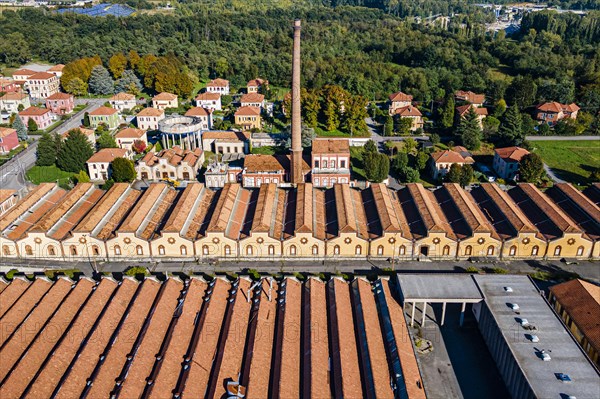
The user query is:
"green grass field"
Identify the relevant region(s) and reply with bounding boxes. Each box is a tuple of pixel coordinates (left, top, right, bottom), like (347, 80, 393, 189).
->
(26, 165, 74, 186)
(532, 140, 600, 185)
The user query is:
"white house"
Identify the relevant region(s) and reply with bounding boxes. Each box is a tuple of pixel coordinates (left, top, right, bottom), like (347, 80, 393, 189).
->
(205, 78, 229, 95)
(109, 92, 137, 112)
(86, 148, 130, 181)
(136, 107, 165, 131)
(493, 147, 530, 181)
(195, 92, 221, 111)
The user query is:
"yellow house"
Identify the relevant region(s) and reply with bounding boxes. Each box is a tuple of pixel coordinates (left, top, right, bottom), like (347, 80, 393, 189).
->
(470, 183, 547, 259)
(234, 106, 261, 131)
(282, 183, 325, 258)
(509, 184, 593, 259)
(400, 183, 457, 259)
(367, 183, 413, 259)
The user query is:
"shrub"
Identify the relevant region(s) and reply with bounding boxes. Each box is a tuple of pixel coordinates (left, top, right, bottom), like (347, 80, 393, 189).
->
(5, 269, 19, 279)
(465, 266, 479, 273)
(491, 267, 508, 274)
(124, 266, 150, 277)
(247, 268, 261, 281)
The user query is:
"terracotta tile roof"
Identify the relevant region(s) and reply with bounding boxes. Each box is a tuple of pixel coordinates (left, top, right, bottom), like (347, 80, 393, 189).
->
(110, 92, 135, 101)
(161, 183, 204, 234)
(49, 188, 104, 241)
(0, 127, 17, 138)
(406, 183, 456, 239)
(240, 93, 264, 103)
(247, 78, 266, 87)
(184, 188, 215, 240)
(89, 106, 117, 116)
(555, 183, 600, 222)
(30, 183, 93, 233)
(184, 107, 210, 117)
(0, 92, 28, 101)
(62, 128, 94, 139)
(395, 105, 422, 117)
(312, 138, 350, 154)
(48, 64, 65, 72)
(0, 183, 56, 231)
(115, 127, 145, 139)
(276, 278, 302, 398)
(243, 154, 309, 173)
(86, 148, 128, 163)
(6, 188, 66, 241)
(334, 184, 358, 234)
(227, 187, 251, 240)
(388, 91, 413, 102)
(370, 183, 402, 233)
(118, 184, 167, 233)
(137, 107, 164, 117)
(19, 106, 50, 116)
(141, 146, 202, 167)
(206, 78, 229, 87)
(0, 277, 30, 319)
(536, 101, 579, 113)
(46, 92, 73, 101)
(206, 183, 241, 234)
(313, 188, 328, 240)
(495, 146, 530, 162)
(73, 183, 130, 233)
(250, 183, 278, 233)
(547, 184, 600, 241)
(456, 104, 488, 117)
(455, 90, 485, 104)
(351, 188, 369, 239)
(0, 188, 16, 204)
(550, 279, 600, 353)
(442, 183, 498, 238)
(235, 105, 261, 116)
(94, 188, 141, 240)
(202, 130, 249, 141)
(476, 183, 538, 236)
(195, 92, 220, 101)
(26, 71, 55, 80)
(139, 189, 178, 240)
(12, 69, 36, 77)
(153, 92, 177, 101)
(295, 183, 313, 234)
(430, 149, 473, 164)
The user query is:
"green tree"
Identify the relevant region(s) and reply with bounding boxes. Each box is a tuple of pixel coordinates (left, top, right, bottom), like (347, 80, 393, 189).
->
(341, 95, 369, 135)
(97, 131, 118, 149)
(36, 133, 57, 166)
(64, 77, 88, 96)
(403, 138, 417, 154)
(364, 140, 378, 154)
(519, 153, 544, 183)
(301, 89, 320, 128)
(27, 118, 38, 132)
(483, 116, 500, 138)
(83, 112, 90, 127)
(111, 157, 136, 182)
(456, 107, 481, 150)
(395, 117, 413, 135)
(493, 99, 507, 118)
(0, 33, 30, 66)
(108, 53, 128, 79)
(397, 166, 420, 183)
(459, 164, 473, 187)
(393, 152, 409, 172)
(73, 170, 90, 184)
(115, 70, 142, 95)
(440, 93, 455, 129)
(446, 163, 462, 183)
(498, 105, 523, 146)
(17, 104, 25, 112)
(88, 65, 115, 95)
(537, 123, 551, 136)
(430, 133, 440, 145)
(12, 116, 28, 141)
(506, 76, 537, 109)
(57, 129, 94, 173)
(384, 115, 393, 136)
(416, 151, 429, 171)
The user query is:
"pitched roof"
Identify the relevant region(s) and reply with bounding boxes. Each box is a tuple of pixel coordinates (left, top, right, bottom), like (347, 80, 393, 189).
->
(161, 183, 204, 234)
(89, 106, 118, 116)
(243, 154, 309, 173)
(195, 92, 220, 101)
(495, 146, 530, 162)
(406, 183, 455, 238)
(1, 92, 28, 101)
(110, 92, 135, 101)
(12, 69, 36, 77)
(388, 91, 412, 102)
(19, 106, 50, 116)
(0, 189, 16, 205)
(430, 149, 472, 164)
(395, 105, 422, 117)
(456, 104, 488, 117)
(62, 128, 94, 139)
(235, 106, 261, 116)
(202, 131, 249, 141)
(46, 92, 73, 101)
(455, 90, 485, 104)
(550, 279, 600, 353)
(442, 183, 498, 237)
(153, 92, 177, 101)
(48, 64, 65, 72)
(240, 93, 264, 104)
(0, 127, 17, 138)
(247, 78, 266, 87)
(185, 107, 210, 117)
(137, 107, 164, 117)
(312, 138, 350, 154)
(536, 102, 579, 113)
(26, 72, 55, 80)
(206, 78, 229, 87)
(250, 183, 278, 233)
(86, 148, 128, 164)
(115, 128, 146, 139)
(141, 146, 203, 167)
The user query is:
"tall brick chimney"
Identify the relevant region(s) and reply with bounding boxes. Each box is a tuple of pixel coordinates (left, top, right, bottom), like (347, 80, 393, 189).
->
(291, 19, 303, 184)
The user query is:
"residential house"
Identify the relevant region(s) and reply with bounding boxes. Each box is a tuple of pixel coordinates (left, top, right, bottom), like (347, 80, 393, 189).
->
(455, 90, 485, 107)
(429, 148, 474, 180)
(456, 104, 488, 129)
(205, 78, 230, 95)
(45, 92, 74, 115)
(234, 106, 261, 131)
(549, 279, 600, 367)
(62, 127, 96, 147)
(115, 128, 148, 152)
(0, 78, 19, 93)
(136, 107, 165, 131)
(109, 92, 137, 112)
(0, 128, 19, 154)
(242, 154, 309, 187)
(136, 146, 204, 181)
(311, 138, 351, 187)
(201, 131, 249, 155)
(89, 106, 119, 129)
(184, 107, 212, 130)
(247, 78, 267, 93)
(204, 160, 243, 188)
(152, 92, 178, 110)
(535, 102, 580, 126)
(0, 189, 17, 216)
(0, 92, 31, 115)
(86, 148, 129, 181)
(394, 105, 423, 131)
(195, 92, 221, 111)
(19, 106, 52, 130)
(25, 72, 60, 99)
(48, 64, 65, 78)
(493, 146, 530, 180)
(240, 93, 265, 109)
(388, 91, 413, 115)
(11, 69, 36, 84)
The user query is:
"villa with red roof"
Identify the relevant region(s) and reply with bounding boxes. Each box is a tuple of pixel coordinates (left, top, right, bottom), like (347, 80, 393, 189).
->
(25, 72, 60, 99)
(429, 148, 474, 180)
(109, 92, 137, 112)
(206, 78, 230, 95)
(184, 107, 212, 130)
(136, 107, 165, 130)
(152, 92, 178, 110)
(247, 78, 267, 93)
(456, 103, 488, 129)
(493, 146, 530, 180)
(115, 128, 148, 152)
(535, 102, 580, 126)
(0, 92, 31, 115)
(394, 105, 423, 131)
(234, 106, 261, 131)
(388, 91, 413, 115)
(19, 106, 52, 130)
(0, 127, 19, 154)
(455, 90, 485, 107)
(89, 106, 120, 129)
(240, 93, 265, 109)
(45, 92, 74, 115)
(195, 92, 221, 111)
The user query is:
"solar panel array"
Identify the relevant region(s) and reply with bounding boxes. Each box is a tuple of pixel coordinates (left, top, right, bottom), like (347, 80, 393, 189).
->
(56, 3, 135, 17)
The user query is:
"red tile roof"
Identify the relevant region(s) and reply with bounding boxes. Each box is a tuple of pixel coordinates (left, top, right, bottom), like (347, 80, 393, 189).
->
(455, 90, 485, 104)
(456, 104, 488, 117)
(46, 92, 73, 101)
(115, 127, 146, 139)
(195, 92, 221, 101)
(153, 92, 177, 101)
(89, 106, 117, 116)
(86, 148, 128, 163)
(19, 106, 50, 116)
(137, 107, 164, 117)
(185, 107, 211, 117)
(395, 105, 422, 117)
(27, 72, 56, 80)
(312, 138, 350, 154)
(206, 78, 229, 87)
(240, 93, 264, 103)
(235, 106, 261, 116)
(388, 91, 413, 102)
(495, 146, 530, 162)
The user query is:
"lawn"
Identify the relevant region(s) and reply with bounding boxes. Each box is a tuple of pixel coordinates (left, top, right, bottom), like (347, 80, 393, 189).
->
(350, 146, 367, 180)
(251, 146, 287, 155)
(26, 165, 74, 186)
(532, 140, 600, 185)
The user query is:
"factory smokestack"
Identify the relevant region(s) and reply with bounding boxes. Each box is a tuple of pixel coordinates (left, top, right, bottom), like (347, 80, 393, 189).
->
(291, 19, 303, 184)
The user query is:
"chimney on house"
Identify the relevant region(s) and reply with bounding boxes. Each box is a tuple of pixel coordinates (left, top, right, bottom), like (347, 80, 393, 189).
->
(291, 19, 303, 184)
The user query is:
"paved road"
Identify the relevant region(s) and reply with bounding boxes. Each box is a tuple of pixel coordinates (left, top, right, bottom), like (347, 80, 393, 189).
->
(526, 135, 600, 141)
(543, 163, 565, 184)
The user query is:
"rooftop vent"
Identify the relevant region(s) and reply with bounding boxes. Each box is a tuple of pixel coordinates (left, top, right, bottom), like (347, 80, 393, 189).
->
(540, 350, 551, 361)
(510, 303, 520, 311)
(504, 286, 513, 292)
(556, 373, 572, 382)
(527, 334, 539, 343)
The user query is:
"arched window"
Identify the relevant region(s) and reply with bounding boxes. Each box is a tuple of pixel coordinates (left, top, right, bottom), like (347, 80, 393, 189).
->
(48, 245, 56, 256)
(443, 245, 450, 256)
(202, 245, 209, 255)
(224, 245, 231, 255)
(290, 245, 297, 255)
(312, 245, 318, 255)
(92, 245, 100, 256)
(2, 245, 10, 256)
(576, 246, 584, 256)
(487, 246, 495, 256)
(377, 245, 384, 256)
(70, 245, 77, 256)
(355, 245, 362, 255)
(334, 245, 340, 255)
(114, 245, 122, 255)
(180, 245, 187, 255)
(136, 245, 143, 255)
(509, 246, 517, 256)
(531, 245, 539, 256)
(554, 246, 562, 256)
(268, 245, 275, 255)
(246, 246, 253, 255)
(158, 245, 165, 255)
(399, 245, 406, 255)
(465, 245, 472, 256)
(25, 245, 33, 256)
